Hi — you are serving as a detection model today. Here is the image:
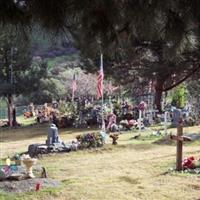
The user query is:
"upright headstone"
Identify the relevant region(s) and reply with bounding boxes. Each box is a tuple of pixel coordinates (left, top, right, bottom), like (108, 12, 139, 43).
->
(138, 101, 145, 131)
(149, 110, 153, 125)
(172, 109, 181, 127)
(138, 110, 142, 131)
(46, 124, 59, 145)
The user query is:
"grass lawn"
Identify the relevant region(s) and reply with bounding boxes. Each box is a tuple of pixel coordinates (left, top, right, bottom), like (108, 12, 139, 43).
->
(1, 125, 200, 200)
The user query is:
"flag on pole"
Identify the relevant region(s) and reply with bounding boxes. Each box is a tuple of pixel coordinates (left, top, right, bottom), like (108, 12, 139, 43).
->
(148, 79, 155, 93)
(97, 54, 104, 99)
(71, 73, 77, 101)
(148, 79, 153, 93)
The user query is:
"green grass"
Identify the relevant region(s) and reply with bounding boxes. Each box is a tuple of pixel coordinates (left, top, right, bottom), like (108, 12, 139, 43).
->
(1, 126, 200, 199)
(0, 185, 64, 200)
(16, 115, 36, 126)
(45, 55, 75, 69)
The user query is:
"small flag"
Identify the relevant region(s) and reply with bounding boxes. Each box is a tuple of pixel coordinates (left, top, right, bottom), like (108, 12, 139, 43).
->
(149, 79, 153, 93)
(97, 54, 104, 99)
(35, 183, 41, 191)
(71, 73, 77, 102)
(149, 79, 156, 93)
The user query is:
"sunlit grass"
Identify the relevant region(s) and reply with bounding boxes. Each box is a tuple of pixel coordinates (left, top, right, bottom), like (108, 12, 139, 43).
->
(17, 115, 36, 126)
(1, 125, 200, 199)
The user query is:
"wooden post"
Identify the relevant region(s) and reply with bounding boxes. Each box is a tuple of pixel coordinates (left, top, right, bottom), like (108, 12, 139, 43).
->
(176, 118, 183, 171)
(170, 118, 191, 171)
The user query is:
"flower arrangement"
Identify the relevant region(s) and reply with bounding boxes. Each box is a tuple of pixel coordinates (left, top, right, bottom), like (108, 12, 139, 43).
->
(58, 102, 78, 118)
(76, 132, 104, 149)
(11, 154, 21, 165)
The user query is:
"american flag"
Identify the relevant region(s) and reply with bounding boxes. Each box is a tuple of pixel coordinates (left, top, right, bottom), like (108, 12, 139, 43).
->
(148, 79, 155, 93)
(148, 79, 153, 93)
(72, 73, 77, 101)
(97, 54, 104, 99)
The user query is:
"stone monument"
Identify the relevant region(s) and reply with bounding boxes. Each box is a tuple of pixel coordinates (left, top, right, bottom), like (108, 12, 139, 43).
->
(46, 124, 59, 145)
(172, 108, 182, 127)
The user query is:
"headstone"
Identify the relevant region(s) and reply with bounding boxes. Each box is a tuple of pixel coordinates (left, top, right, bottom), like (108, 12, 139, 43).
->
(138, 101, 146, 131)
(46, 124, 59, 145)
(172, 109, 181, 127)
(138, 110, 142, 131)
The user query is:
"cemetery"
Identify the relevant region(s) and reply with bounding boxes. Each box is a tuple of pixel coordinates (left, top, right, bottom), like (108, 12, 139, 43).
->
(1, 1, 200, 200)
(1, 100, 200, 199)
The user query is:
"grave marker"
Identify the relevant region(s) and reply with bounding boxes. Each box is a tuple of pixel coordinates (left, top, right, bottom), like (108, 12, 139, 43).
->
(172, 108, 181, 127)
(170, 118, 191, 171)
(138, 101, 146, 131)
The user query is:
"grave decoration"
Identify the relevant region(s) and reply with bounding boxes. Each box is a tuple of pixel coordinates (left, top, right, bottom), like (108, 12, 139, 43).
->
(21, 155, 37, 178)
(12, 154, 21, 165)
(182, 156, 195, 169)
(0, 151, 60, 194)
(119, 119, 138, 130)
(166, 156, 200, 174)
(76, 132, 104, 149)
(170, 117, 192, 171)
(0, 155, 42, 181)
(109, 133, 119, 145)
(27, 124, 106, 157)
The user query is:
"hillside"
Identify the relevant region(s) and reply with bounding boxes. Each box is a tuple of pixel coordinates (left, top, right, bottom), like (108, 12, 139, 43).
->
(30, 26, 80, 69)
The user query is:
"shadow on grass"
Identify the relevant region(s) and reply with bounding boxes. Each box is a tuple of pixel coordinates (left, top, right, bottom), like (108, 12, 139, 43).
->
(153, 136, 175, 146)
(0, 179, 74, 200)
(119, 176, 140, 184)
(116, 143, 155, 151)
(0, 124, 98, 142)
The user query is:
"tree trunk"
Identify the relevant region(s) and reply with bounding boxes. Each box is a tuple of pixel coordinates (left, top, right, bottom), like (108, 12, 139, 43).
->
(155, 79, 164, 113)
(7, 94, 13, 127)
(12, 107, 17, 126)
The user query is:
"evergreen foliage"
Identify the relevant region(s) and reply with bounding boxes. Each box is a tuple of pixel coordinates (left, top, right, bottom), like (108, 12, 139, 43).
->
(171, 84, 187, 108)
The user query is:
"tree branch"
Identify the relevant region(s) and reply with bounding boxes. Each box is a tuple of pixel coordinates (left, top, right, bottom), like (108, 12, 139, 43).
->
(163, 64, 200, 91)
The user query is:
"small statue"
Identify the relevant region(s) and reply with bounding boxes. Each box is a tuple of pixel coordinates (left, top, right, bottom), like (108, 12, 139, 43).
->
(110, 133, 119, 145)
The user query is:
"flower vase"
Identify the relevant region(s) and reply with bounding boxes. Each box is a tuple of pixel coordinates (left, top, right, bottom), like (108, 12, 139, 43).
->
(22, 158, 37, 178)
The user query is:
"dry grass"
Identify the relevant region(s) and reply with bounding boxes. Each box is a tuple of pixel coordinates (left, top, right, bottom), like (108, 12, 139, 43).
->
(1, 125, 200, 200)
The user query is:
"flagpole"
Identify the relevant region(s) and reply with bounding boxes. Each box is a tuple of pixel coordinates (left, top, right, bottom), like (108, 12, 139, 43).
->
(109, 79, 113, 112)
(72, 83, 74, 103)
(71, 72, 76, 104)
(72, 93, 74, 103)
(100, 53, 105, 131)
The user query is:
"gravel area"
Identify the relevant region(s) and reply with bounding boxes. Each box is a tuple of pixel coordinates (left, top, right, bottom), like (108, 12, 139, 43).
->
(0, 178, 60, 193)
